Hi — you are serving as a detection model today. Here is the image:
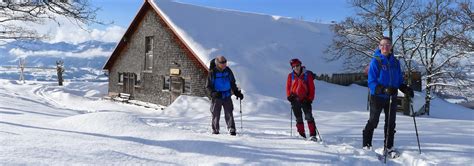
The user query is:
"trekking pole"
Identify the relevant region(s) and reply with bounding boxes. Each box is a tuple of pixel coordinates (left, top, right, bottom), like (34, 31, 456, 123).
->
(410, 97, 422, 154)
(367, 89, 370, 111)
(290, 107, 293, 137)
(209, 101, 214, 133)
(384, 95, 394, 164)
(314, 118, 323, 142)
(240, 99, 243, 131)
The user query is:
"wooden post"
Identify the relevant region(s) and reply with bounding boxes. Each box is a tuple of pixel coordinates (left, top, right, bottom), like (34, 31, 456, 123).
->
(56, 60, 64, 86)
(19, 58, 25, 84)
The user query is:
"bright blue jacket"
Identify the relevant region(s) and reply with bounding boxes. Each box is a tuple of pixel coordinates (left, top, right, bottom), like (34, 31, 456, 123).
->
(206, 67, 238, 99)
(368, 49, 404, 99)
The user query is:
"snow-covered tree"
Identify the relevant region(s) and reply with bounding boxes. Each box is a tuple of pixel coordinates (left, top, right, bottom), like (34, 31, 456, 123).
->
(326, 0, 473, 115)
(410, 0, 473, 115)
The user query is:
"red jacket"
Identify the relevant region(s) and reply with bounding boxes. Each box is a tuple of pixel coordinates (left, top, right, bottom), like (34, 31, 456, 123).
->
(286, 70, 315, 102)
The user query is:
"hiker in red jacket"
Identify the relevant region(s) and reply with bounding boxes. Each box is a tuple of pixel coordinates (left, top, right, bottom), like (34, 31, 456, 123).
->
(286, 58, 318, 141)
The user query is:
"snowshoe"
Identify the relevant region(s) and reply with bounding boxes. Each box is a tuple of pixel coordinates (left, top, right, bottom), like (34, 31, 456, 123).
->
(309, 136, 319, 142)
(386, 148, 400, 159)
(377, 148, 400, 162)
(362, 146, 372, 151)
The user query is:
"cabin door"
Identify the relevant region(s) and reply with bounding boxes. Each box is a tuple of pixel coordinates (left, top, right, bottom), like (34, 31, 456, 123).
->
(170, 76, 183, 103)
(123, 72, 136, 98)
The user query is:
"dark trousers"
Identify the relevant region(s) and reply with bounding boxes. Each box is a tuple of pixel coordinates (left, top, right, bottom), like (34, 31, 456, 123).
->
(363, 95, 397, 149)
(292, 101, 314, 123)
(292, 101, 316, 137)
(211, 97, 235, 133)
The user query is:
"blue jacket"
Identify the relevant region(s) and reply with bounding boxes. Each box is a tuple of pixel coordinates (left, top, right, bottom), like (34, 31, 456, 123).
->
(368, 49, 404, 98)
(207, 67, 238, 99)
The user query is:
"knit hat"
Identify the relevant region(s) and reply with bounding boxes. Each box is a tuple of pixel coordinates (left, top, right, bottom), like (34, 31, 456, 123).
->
(290, 58, 302, 67)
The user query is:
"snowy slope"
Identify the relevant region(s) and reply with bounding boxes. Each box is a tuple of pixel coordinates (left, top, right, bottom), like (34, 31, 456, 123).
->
(150, 0, 474, 111)
(0, 79, 472, 165)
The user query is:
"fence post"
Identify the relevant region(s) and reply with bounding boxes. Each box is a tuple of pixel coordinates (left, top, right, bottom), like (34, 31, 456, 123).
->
(56, 60, 64, 86)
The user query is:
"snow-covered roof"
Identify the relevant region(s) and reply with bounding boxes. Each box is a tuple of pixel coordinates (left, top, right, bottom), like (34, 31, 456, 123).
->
(104, 0, 344, 99)
(103, 0, 208, 74)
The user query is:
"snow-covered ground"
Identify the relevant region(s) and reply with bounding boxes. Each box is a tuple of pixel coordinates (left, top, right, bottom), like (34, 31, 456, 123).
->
(1, 79, 472, 165)
(0, 0, 472, 165)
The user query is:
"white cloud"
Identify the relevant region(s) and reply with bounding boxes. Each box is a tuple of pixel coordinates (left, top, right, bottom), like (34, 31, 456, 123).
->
(47, 25, 125, 44)
(9, 47, 112, 58)
(3, 10, 126, 44)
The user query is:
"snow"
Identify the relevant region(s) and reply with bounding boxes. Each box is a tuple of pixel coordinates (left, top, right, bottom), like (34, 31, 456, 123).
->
(1, 0, 473, 165)
(1, 79, 473, 165)
(150, 0, 344, 99)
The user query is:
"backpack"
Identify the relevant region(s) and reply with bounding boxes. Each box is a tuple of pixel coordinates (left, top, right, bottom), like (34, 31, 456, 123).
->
(291, 70, 311, 101)
(374, 56, 384, 69)
(374, 55, 401, 73)
(209, 58, 216, 71)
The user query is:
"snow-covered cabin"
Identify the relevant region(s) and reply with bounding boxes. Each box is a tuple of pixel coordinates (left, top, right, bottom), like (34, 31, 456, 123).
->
(103, 0, 208, 106)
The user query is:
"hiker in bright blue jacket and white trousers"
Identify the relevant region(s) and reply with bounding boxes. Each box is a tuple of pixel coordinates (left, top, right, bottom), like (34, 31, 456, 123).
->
(363, 37, 414, 157)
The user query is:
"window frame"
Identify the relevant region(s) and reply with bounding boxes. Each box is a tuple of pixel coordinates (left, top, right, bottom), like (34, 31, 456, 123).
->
(118, 72, 124, 84)
(144, 36, 154, 71)
(162, 75, 170, 91)
(183, 78, 191, 94)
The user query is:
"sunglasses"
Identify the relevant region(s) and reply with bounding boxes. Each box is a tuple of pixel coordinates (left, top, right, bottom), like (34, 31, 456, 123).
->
(292, 64, 301, 68)
(379, 44, 391, 48)
(218, 60, 227, 64)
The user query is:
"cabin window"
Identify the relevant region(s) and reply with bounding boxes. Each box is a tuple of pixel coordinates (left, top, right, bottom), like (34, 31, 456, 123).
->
(145, 36, 154, 71)
(183, 78, 191, 94)
(118, 73, 123, 83)
(135, 73, 141, 86)
(163, 76, 170, 91)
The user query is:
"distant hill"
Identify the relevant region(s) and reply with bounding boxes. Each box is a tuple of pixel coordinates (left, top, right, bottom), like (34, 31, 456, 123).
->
(0, 40, 116, 82)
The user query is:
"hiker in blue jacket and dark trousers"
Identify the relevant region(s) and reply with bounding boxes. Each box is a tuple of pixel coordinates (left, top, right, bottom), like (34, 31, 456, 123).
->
(207, 55, 244, 136)
(362, 37, 414, 156)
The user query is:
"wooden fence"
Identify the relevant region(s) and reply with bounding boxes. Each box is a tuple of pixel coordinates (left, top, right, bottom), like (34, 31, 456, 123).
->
(315, 72, 422, 91)
(315, 73, 367, 86)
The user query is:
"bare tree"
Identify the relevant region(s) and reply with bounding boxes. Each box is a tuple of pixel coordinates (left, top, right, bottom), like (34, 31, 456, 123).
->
(325, 0, 415, 71)
(0, 0, 100, 40)
(411, 0, 473, 115)
(326, 0, 473, 114)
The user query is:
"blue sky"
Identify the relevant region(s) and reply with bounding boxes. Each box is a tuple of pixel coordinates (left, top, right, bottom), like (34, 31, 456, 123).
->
(92, 0, 353, 30)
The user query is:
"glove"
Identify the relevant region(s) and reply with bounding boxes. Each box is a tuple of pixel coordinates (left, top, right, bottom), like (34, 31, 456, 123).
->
(235, 90, 244, 100)
(302, 99, 312, 105)
(399, 84, 414, 98)
(384, 87, 398, 96)
(211, 91, 221, 99)
(375, 85, 385, 95)
(287, 94, 297, 103)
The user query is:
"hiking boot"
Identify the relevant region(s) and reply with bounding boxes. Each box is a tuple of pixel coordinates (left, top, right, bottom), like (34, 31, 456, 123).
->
(230, 131, 236, 136)
(299, 132, 306, 138)
(296, 122, 306, 138)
